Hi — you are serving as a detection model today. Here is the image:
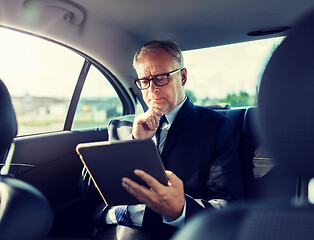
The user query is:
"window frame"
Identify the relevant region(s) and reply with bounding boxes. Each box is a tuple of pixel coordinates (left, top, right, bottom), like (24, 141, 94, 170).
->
(0, 25, 135, 134)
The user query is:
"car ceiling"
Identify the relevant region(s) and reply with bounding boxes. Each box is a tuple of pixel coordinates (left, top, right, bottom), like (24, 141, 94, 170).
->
(0, 0, 313, 92)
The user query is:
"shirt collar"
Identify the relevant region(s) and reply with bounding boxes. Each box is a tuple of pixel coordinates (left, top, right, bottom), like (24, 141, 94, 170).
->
(164, 95, 187, 125)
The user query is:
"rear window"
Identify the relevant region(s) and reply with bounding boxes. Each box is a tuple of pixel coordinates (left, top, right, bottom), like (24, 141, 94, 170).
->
(0, 27, 122, 136)
(183, 37, 284, 108)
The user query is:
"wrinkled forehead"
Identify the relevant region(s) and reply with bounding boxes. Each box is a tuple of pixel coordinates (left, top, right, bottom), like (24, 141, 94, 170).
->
(135, 50, 177, 77)
(135, 48, 180, 68)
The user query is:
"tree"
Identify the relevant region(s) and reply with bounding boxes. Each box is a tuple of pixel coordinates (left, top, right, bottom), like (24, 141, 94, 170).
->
(223, 91, 255, 107)
(185, 89, 197, 103)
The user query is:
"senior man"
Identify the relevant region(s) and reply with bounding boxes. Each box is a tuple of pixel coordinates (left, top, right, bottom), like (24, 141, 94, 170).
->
(88, 40, 243, 240)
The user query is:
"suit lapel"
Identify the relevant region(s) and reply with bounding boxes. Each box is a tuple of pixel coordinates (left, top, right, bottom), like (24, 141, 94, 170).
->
(161, 99, 196, 163)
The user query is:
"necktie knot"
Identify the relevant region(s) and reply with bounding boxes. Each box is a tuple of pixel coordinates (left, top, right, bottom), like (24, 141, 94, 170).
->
(158, 115, 167, 129)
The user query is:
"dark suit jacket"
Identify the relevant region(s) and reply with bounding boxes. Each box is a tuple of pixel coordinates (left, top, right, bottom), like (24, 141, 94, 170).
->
(108, 98, 244, 239)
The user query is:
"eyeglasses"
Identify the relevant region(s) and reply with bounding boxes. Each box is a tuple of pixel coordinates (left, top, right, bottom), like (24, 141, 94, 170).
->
(134, 68, 183, 90)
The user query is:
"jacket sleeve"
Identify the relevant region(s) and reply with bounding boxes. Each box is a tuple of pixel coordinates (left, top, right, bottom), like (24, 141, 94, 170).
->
(185, 117, 244, 221)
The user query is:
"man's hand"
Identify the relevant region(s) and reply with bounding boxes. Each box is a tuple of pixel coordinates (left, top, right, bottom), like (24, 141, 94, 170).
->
(132, 109, 161, 139)
(121, 170, 185, 220)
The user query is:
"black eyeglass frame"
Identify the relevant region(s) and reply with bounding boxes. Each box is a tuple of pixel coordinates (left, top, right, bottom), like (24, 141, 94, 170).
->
(134, 68, 183, 90)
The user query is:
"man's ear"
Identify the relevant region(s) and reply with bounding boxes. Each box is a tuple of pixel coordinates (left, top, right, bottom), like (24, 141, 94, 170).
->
(181, 68, 187, 86)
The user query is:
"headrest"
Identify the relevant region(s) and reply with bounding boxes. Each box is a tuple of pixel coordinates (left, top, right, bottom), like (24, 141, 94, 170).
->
(242, 107, 260, 138)
(258, 9, 314, 178)
(0, 80, 18, 162)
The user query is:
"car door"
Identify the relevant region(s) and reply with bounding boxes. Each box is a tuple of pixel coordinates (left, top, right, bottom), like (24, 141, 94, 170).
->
(0, 27, 136, 237)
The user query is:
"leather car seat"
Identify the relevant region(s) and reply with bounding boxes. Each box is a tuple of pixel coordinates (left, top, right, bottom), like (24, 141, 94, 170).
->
(171, 8, 314, 240)
(0, 79, 53, 240)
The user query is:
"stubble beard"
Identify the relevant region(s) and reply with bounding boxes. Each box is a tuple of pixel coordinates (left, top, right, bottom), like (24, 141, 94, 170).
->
(150, 102, 172, 116)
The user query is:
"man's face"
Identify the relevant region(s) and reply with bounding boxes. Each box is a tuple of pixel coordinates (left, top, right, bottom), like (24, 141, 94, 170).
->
(135, 49, 187, 116)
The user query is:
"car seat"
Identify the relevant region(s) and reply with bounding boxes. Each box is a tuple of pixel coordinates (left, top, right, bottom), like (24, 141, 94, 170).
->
(171, 8, 314, 240)
(0, 79, 53, 240)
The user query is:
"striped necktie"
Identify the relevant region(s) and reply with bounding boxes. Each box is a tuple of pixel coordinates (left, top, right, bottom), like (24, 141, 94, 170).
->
(114, 205, 133, 228)
(155, 115, 167, 150)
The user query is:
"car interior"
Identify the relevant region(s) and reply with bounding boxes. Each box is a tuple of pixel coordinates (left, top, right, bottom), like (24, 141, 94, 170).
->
(172, 8, 314, 240)
(0, 0, 314, 239)
(0, 79, 53, 240)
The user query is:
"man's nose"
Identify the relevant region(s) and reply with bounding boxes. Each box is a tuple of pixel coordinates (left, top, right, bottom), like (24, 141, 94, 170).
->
(148, 79, 158, 92)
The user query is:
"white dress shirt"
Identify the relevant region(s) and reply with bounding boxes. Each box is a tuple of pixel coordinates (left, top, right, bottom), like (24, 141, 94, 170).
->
(105, 95, 228, 227)
(106, 96, 187, 227)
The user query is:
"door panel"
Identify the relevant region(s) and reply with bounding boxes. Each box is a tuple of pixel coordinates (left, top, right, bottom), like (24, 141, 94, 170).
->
(0, 26, 135, 238)
(12, 129, 108, 236)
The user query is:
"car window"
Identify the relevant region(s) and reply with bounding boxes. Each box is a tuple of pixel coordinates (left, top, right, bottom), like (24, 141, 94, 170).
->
(72, 65, 122, 130)
(0, 27, 123, 136)
(0, 27, 83, 136)
(183, 37, 284, 108)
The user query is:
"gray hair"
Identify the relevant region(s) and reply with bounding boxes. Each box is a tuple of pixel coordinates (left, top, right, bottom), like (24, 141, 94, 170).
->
(133, 40, 184, 70)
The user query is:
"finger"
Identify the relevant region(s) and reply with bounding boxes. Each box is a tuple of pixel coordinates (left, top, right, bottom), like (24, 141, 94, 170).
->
(168, 180, 173, 187)
(145, 118, 155, 130)
(134, 116, 147, 130)
(134, 169, 163, 190)
(122, 183, 147, 203)
(148, 110, 160, 130)
(134, 111, 154, 129)
(165, 170, 182, 187)
(150, 114, 158, 129)
(148, 115, 159, 130)
(151, 111, 160, 126)
(121, 177, 151, 201)
(121, 176, 142, 189)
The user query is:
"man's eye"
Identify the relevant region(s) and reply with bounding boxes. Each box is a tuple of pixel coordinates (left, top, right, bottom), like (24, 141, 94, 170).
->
(155, 75, 167, 81)
(141, 80, 149, 85)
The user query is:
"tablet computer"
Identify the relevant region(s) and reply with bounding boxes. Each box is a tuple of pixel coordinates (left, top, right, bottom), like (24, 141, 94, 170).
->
(76, 139, 168, 205)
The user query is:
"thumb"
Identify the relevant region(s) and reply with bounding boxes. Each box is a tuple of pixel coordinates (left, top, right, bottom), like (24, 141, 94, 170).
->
(165, 170, 181, 187)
